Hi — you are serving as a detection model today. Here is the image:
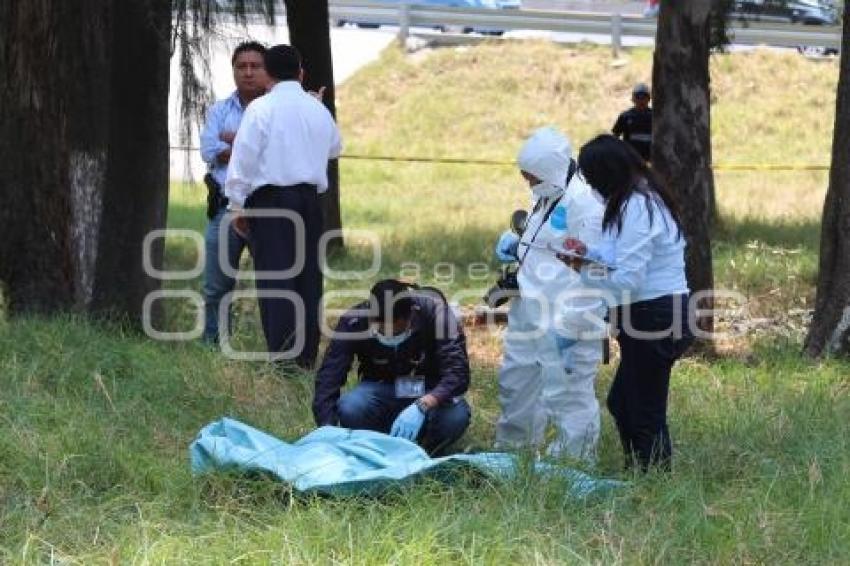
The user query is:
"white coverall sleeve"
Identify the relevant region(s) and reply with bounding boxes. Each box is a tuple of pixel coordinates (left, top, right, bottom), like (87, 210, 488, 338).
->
(517, 196, 576, 310)
(554, 189, 607, 339)
(224, 104, 267, 208)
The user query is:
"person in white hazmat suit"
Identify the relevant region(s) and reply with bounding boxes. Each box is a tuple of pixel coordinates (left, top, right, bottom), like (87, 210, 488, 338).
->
(493, 126, 606, 460)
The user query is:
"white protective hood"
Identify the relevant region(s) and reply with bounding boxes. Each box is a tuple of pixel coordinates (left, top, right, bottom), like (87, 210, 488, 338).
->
(517, 126, 573, 198)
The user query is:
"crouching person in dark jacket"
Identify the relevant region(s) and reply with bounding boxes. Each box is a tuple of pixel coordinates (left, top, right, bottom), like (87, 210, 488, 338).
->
(313, 279, 472, 455)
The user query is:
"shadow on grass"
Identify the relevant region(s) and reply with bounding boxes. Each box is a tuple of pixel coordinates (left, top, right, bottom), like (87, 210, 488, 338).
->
(715, 216, 821, 251)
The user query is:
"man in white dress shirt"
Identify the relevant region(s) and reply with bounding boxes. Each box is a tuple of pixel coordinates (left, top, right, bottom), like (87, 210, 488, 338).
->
(225, 44, 342, 369)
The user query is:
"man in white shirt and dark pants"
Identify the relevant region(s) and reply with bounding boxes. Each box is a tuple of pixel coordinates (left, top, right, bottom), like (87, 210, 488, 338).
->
(225, 44, 342, 369)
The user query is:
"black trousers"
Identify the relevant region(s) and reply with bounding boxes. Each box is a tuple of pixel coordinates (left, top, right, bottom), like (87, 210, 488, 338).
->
(245, 184, 322, 367)
(608, 294, 693, 471)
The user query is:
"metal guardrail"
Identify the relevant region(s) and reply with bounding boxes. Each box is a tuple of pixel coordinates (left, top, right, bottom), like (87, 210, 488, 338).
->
(328, 0, 841, 51)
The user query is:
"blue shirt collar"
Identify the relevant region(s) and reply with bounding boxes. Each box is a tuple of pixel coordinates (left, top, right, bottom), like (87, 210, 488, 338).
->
(227, 90, 246, 110)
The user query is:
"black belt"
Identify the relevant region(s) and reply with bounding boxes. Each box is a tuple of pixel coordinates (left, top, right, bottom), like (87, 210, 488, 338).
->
(256, 183, 317, 191)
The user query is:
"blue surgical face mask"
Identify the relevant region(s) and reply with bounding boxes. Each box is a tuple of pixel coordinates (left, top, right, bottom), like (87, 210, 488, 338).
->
(372, 326, 412, 348)
(531, 179, 562, 199)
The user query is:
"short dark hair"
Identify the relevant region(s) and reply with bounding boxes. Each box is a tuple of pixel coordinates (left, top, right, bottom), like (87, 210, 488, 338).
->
(264, 44, 302, 81)
(369, 279, 414, 322)
(231, 41, 267, 66)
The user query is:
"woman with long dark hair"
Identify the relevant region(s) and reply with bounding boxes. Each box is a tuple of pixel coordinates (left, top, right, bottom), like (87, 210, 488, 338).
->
(560, 134, 694, 471)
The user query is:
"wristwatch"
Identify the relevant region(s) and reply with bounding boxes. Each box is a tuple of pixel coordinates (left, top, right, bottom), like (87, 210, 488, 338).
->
(415, 397, 431, 415)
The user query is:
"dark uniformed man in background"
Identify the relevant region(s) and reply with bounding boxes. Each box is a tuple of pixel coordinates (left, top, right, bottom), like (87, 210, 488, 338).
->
(612, 83, 653, 162)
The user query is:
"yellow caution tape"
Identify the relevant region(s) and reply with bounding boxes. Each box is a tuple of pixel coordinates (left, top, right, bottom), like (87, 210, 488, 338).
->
(171, 147, 830, 171)
(341, 154, 831, 172)
(341, 154, 515, 166)
(712, 163, 829, 171)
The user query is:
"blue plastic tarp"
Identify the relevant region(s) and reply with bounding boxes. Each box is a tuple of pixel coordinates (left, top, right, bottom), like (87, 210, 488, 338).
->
(190, 418, 624, 498)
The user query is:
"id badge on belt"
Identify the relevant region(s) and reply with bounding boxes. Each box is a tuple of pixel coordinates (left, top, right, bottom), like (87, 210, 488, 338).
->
(394, 376, 425, 398)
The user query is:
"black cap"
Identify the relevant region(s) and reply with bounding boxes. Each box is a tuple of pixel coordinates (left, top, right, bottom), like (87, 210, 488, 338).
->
(632, 83, 650, 96)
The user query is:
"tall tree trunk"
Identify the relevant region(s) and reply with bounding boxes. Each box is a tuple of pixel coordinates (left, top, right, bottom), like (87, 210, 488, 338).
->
(0, 0, 110, 314)
(652, 0, 717, 337)
(0, 0, 170, 325)
(90, 0, 171, 324)
(804, 13, 850, 357)
(284, 0, 344, 250)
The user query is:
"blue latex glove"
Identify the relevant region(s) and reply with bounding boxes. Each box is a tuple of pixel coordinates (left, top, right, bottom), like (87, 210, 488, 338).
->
(390, 403, 427, 441)
(495, 231, 520, 263)
(555, 335, 578, 369)
(555, 335, 578, 354)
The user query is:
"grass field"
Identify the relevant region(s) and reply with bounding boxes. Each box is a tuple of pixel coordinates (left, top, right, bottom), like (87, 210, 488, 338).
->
(2, 43, 848, 563)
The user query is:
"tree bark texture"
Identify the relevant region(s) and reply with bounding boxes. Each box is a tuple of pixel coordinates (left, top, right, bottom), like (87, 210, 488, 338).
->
(90, 0, 171, 322)
(284, 0, 344, 249)
(652, 0, 717, 335)
(804, 13, 850, 357)
(0, 0, 170, 323)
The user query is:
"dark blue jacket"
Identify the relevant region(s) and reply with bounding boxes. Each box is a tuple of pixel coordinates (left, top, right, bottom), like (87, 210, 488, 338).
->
(312, 296, 470, 426)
